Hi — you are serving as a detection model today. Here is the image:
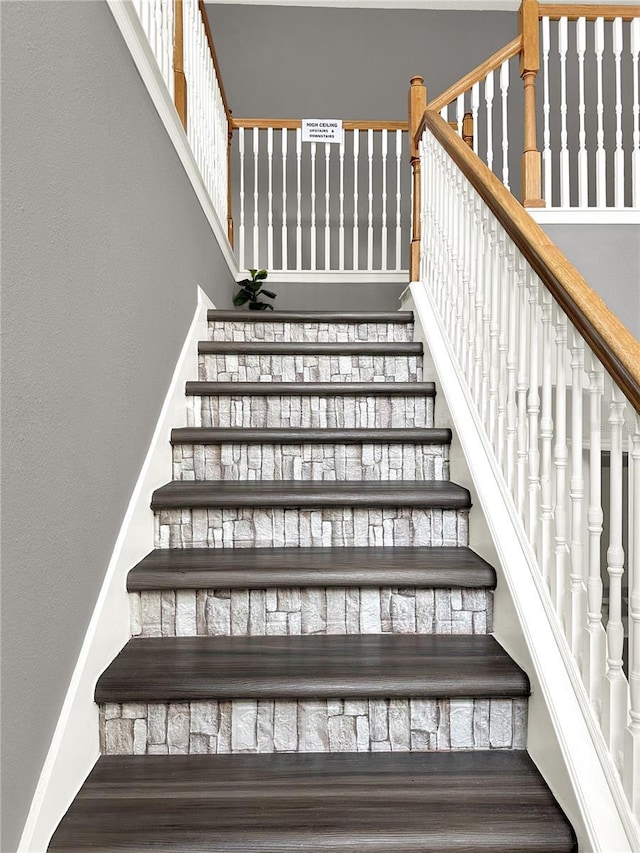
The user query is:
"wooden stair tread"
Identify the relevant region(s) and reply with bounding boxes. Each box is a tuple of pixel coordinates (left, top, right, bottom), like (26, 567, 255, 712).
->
(208, 309, 414, 323)
(127, 546, 496, 591)
(170, 427, 452, 445)
(198, 341, 423, 355)
(151, 480, 470, 510)
(49, 752, 577, 852)
(186, 381, 436, 396)
(95, 634, 528, 702)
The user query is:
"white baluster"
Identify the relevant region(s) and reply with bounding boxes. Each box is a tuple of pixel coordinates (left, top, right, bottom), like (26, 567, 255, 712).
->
(624, 412, 640, 811)
(381, 129, 388, 272)
(339, 131, 345, 271)
(252, 127, 259, 268)
(395, 129, 403, 271)
(238, 127, 245, 270)
(540, 289, 554, 586)
(559, 17, 570, 206)
(324, 142, 331, 270)
(527, 270, 541, 545)
(310, 141, 317, 272)
(496, 227, 510, 468)
(595, 17, 607, 207)
(542, 16, 552, 205)
(480, 215, 494, 428)
(632, 20, 640, 207)
(485, 71, 495, 174)
(601, 383, 628, 771)
(456, 94, 465, 137)
(554, 307, 569, 618)
(281, 129, 288, 271)
(613, 18, 625, 207)
(568, 328, 585, 655)
(367, 129, 374, 271)
(471, 83, 480, 157)
(440, 105, 449, 122)
(577, 18, 588, 207)
(296, 128, 302, 270)
(505, 242, 519, 494)
(500, 59, 510, 191)
(353, 129, 360, 271)
(472, 194, 485, 404)
(267, 127, 273, 270)
(584, 354, 605, 703)
(488, 222, 501, 447)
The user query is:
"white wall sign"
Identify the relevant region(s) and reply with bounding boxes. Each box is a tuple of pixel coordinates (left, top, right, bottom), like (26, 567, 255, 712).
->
(302, 119, 343, 143)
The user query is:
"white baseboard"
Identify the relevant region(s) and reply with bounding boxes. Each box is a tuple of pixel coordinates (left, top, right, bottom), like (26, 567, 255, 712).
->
(404, 281, 639, 853)
(18, 287, 214, 853)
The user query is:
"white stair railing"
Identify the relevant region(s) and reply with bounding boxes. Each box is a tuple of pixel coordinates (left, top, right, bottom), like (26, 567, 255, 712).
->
(417, 108, 640, 817)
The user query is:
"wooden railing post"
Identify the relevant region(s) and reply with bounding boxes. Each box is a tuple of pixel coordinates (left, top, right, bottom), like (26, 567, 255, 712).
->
(173, 0, 188, 131)
(519, 0, 544, 207)
(409, 75, 427, 281)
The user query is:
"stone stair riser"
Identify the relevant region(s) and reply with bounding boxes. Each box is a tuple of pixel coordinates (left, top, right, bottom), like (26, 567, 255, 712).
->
(172, 443, 449, 482)
(100, 697, 528, 756)
(155, 507, 469, 549)
(209, 320, 414, 344)
(188, 394, 434, 429)
(199, 354, 422, 383)
(130, 587, 493, 638)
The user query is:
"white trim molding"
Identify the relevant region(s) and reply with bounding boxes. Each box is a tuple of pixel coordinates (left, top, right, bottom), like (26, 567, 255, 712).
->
(18, 287, 214, 853)
(530, 208, 640, 226)
(107, 0, 239, 281)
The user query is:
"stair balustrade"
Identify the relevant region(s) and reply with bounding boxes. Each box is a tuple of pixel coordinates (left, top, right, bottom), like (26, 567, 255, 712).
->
(412, 99, 640, 816)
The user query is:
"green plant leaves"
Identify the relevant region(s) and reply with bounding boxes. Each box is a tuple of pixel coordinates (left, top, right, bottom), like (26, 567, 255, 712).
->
(261, 289, 276, 299)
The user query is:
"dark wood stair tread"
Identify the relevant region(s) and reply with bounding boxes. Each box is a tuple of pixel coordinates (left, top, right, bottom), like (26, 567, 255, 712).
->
(198, 341, 423, 355)
(151, 480, 471, 510)
(171, 427, 452, 445)
(49, 752, 577, 852)
(186, 381, 436, 396)
(127, 546, 496, 591)
(95, 634, 528, 702)
(208, 309, 414, 323)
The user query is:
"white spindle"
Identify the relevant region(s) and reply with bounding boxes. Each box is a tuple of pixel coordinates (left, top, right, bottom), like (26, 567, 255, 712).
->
(296, 128, 302, 270)
(395, 129, 403, 271)
(485, 71, 495, 174)
(456, 94, 465, 137)
(440, 105, 449, 122)
(542, 16, 552, 205)
(625, 412, 640, 811)
(554, 308, 569, 618)
(381, 129, 388, 271)
(516, 257, 529, 523)
(239, 127, 245, 270)
(559, 17, 570, 206)
(613, 18, 625, 207)
(576, 18, 588, 207)
(500, 59, 510, 191)
(339, 133, 345, 271)
(281, 129, 288, 271)
(367, 129, 374, 271)
(353, 129, 360, 271)
(505, 242, 519, 493)
(595, 17, 607, 206)
(310, 141, 317, 272)
(527, 270, 541, 545)
(471, 83, 480, 157)
(584, 354, 605, 703)
(602, 383, 628, 770)
(488, 222, 501, 447)
(632, 20, 640, 207)
(253, 127, 259, 268)
(540, 289, 554, 586)
(568, 328, 585, 655)
(267, 127, 274, 270)
(324, 143, 331, 270)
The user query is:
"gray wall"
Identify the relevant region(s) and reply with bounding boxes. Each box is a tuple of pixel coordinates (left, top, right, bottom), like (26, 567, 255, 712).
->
(1, 3, 234, 850)
(542, 224, 640, 340)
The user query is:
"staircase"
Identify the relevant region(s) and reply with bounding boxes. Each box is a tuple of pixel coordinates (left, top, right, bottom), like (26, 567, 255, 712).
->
(49, 309, 577, 851)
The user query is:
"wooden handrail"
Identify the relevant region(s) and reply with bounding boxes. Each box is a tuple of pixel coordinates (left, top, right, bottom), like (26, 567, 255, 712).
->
(198, 0, 232, 124)
(539, 3, 640, 20)
(420, 109, 640, 413)
(231, 118, 409, 132)
(427, 36, 523, 114)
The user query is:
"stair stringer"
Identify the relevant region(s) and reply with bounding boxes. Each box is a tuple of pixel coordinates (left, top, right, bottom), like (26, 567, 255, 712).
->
(403, 281, 638, 853)
(18, 286, 215, 853)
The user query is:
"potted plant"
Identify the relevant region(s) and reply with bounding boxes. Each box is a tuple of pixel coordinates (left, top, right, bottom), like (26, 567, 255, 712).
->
(233, 269, 276, 310)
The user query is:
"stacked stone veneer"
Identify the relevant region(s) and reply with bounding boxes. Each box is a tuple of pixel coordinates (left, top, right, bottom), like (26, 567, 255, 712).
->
(188, 394, 434, 430)
(155, 507, 469, 549)
(130, 587, 493, 638)
(100, 697, 527, 755)
(199, 353, 422, 383)
(172, 442, 449, 482)
(209, 320, 413, 344)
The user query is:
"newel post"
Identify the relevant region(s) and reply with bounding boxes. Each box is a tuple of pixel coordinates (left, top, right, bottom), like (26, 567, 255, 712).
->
(519, 0, 544, 207)
(409, 76, 427, 282)
(173, 0, 188, 131)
